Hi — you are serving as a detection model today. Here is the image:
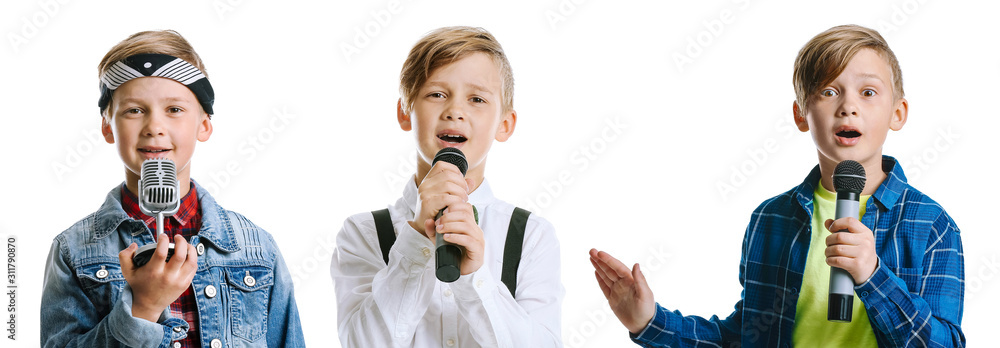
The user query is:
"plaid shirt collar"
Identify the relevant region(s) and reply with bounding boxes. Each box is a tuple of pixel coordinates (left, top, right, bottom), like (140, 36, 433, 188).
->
(121, 181, 199, 227)
(792, 155, 907, 213)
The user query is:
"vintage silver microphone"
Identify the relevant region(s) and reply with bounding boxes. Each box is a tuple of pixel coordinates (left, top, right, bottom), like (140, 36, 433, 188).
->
(132, 158, 180, 267)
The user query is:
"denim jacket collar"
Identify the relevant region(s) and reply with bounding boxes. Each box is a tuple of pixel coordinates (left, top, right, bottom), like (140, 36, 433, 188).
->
(792, 155, 908, 212)
(93, 180, 241, 252)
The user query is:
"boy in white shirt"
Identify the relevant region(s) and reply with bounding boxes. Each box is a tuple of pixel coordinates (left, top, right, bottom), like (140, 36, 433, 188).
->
(330, 26, 564, 348)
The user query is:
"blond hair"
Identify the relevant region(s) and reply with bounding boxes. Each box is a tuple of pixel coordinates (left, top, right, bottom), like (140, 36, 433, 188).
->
(399, 26, 514, 114)
(793, 24, 904, 112)
(98, 30, 207, 119)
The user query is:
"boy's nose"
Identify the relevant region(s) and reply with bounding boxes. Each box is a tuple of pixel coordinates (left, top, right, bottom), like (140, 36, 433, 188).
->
(443, 102, 465, 121)
(142, 114, 167, 136)
(837, 99, 859, 117)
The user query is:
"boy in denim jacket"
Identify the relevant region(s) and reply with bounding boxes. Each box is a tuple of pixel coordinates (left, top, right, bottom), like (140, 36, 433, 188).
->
(41, 30, 304, 347)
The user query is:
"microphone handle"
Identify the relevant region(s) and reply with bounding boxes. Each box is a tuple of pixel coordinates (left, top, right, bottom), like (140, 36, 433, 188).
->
(434, 205, 478, 283)
(828, 192, 860, 322)
(156, 212, 165, 236)
(155, 211, 177, 261)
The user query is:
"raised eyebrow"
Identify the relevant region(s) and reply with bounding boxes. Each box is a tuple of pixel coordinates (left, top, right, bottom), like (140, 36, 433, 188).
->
(857, 73, 886, 84)
(422, 81, 449, 91)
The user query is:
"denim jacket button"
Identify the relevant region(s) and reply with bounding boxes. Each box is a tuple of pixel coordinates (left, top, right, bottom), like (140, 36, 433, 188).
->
(243, 272, 256, 287)
(196, 243, 205, 256)
(173, 326, 183, 333)
(205, 285, 217, 298)
(172, 341, 181, 348)
(95, 266, 108, 279)
(210, 338, 222, 348)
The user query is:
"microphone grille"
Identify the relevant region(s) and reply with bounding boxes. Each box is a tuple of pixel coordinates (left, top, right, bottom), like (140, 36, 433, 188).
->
(833, 160, 867, 194)
(432, 148, 468, 176)
(139, 158, 179, 213)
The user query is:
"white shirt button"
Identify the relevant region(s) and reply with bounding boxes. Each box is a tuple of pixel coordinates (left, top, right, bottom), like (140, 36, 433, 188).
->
(172, 342, 181, 348)
(210, 339, 222, 348)
(447, 338, 455, 346)
(196, 243, 205, 256)
(421, 247, 431, 257)
(204, 285, 217, 298)
(476, 280, 484, 288)
(443, 289, 453, 297)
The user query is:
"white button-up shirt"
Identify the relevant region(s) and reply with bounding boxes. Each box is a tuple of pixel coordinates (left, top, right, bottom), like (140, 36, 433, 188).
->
(332, 179, 564, 348)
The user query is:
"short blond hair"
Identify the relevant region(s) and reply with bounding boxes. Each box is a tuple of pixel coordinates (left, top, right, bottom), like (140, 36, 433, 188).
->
(399, 26, 514, 114)
(98, 30, 207, 119)
(793, 24, 904, 113)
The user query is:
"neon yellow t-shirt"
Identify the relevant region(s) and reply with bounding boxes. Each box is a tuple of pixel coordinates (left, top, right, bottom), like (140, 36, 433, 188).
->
(791, 181, 878, 347)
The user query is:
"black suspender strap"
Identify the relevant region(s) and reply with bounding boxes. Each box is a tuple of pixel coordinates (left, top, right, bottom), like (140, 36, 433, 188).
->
(372, 209, 395, 264)
(501, 207, 530, 298)
(372, 206, 531, 299)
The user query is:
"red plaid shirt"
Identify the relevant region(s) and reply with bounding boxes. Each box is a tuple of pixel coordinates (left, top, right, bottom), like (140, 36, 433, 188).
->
(122, 182, 202, 348)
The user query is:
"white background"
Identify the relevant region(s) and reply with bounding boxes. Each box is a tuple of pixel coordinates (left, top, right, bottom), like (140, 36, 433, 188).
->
(2, 0, 997, 347)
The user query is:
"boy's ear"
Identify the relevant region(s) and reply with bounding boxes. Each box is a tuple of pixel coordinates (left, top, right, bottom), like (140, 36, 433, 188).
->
(494, 110, 517, 142)
(889, 97, 908, 131)
(397, 99, 412, 131)
(792, 102, 809, 132)
(101, 117, 115, 144)
(197, 113, 213, 142)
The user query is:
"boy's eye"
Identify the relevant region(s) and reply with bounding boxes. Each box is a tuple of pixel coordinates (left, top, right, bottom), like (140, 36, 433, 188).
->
(470, 97, 486, 103)
(862, 89, 876, 97)
(125, 108, 143, 114)
(428, 92, 445, 98)
(168, 107, 183, 113)
(821, 89, 838, 97)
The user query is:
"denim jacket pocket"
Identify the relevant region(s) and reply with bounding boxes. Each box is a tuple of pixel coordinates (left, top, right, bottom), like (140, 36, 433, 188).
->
(224, 266, 274, 342)
(75, 262, 126, 315)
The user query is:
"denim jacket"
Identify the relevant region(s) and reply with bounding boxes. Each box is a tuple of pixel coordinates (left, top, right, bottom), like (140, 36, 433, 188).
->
(41, 182, 304, 347)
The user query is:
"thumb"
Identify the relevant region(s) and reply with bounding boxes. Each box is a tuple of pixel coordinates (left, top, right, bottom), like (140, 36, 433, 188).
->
(118, 243, 137, 268)
(633, 263, 651, 297)
(424, 218, 436, 239)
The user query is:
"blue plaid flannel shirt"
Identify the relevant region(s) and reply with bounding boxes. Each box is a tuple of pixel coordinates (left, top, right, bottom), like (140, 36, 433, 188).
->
(631, 156, 965, 347)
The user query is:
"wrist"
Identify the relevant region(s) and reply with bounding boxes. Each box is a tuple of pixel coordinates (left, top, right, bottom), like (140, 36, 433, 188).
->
(131, 302, 163, 322)
(856, 257, 880, 285)
(629, 312, 654, 334)
(408, 220, 425, 235)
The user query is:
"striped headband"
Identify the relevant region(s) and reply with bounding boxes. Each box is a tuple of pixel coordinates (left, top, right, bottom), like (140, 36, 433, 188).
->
(98, 53, 215, 115)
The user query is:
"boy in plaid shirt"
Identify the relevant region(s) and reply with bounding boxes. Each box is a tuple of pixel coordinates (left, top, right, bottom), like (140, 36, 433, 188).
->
(591, 24, 964, 347)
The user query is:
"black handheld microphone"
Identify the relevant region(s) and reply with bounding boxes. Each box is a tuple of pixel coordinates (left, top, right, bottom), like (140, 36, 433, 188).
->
(132, 158, 180, 267)
(432, 148, 469, 283)
(828, 160, 866, 322)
